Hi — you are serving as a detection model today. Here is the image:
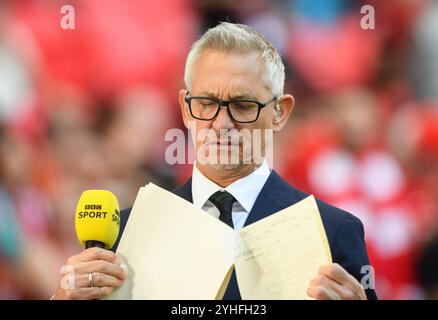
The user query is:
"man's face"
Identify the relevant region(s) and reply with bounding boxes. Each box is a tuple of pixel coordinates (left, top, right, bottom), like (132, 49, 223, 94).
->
(179, 49, 282, 172)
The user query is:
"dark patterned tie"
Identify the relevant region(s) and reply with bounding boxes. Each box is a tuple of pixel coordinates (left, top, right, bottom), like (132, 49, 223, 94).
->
(208, 191, 236, 228)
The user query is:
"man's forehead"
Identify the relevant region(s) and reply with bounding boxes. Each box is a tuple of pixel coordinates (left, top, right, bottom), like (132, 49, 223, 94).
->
(190, 50, 271, 97)
(199, 48, 262, 59)
(194, 49, 263, 71)
(197, 91, 260, 100)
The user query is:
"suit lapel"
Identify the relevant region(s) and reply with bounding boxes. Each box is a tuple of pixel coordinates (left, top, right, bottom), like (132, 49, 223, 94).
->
(171, 171, 300, 227)
(244, 170, 300, 226)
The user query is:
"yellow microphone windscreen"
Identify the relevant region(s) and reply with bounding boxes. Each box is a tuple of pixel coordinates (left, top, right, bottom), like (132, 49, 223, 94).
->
(75, 190, 120, 249)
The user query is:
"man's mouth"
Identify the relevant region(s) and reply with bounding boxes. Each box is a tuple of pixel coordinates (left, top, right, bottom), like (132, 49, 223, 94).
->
(217, 140, 232, 145)
(206, 140, 240, 147)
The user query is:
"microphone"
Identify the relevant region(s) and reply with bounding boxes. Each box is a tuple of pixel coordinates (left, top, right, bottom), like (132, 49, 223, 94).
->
(75, 190, 120, 249)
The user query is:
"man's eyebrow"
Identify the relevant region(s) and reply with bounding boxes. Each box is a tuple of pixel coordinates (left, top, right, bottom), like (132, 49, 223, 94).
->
(196, 92, 258, 100)
(229, 94, 258, 100)
(197, 92, 219, 98)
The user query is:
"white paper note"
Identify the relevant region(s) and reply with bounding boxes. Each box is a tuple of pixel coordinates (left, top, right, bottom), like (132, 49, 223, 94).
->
(106, 184, 331, 300)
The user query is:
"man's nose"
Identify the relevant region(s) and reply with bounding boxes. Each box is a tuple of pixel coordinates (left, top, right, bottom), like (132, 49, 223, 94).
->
(212, 106, 235, 130)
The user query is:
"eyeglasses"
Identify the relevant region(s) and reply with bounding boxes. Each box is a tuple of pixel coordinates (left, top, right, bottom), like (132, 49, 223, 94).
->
(184, 92, 277, 123)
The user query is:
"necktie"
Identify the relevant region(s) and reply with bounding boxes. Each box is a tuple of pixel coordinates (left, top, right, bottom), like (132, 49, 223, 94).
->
(208, 191, 236, 228)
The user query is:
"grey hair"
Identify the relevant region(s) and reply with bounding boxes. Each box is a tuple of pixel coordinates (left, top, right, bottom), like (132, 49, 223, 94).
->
(184, 22, 285, 97)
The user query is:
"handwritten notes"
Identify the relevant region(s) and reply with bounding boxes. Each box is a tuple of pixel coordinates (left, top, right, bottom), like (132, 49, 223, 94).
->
(234, 196, 332, 299)
(106, 183, 331, 300)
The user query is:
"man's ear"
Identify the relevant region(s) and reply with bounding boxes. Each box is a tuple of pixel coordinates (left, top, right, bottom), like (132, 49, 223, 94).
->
(179, 89, 190, 129)
(273, 94, 294, 132)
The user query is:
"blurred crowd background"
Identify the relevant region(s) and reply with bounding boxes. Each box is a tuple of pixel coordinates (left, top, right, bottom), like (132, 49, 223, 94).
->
(1, 0, 438, 299)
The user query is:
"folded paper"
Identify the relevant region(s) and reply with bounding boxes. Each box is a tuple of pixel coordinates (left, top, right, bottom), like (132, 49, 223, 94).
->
(106, 183, 331, 300)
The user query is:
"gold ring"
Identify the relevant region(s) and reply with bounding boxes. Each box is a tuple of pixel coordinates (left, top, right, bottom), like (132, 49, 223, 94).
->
(88, 273, 94, 287)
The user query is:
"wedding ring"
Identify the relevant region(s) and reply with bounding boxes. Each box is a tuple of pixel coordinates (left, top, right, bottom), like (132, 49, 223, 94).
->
(88, 273, 94, 287)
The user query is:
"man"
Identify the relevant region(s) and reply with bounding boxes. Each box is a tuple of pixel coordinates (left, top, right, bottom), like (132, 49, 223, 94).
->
(54, 22, 377, 300)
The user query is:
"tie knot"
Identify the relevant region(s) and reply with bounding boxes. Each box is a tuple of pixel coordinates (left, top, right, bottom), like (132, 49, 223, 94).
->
(209, 191, 236, 212)
(208, 191, 236, 228)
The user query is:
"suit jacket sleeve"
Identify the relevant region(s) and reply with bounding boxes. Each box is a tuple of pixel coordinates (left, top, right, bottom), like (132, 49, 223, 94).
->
(331, 214, 378, 300)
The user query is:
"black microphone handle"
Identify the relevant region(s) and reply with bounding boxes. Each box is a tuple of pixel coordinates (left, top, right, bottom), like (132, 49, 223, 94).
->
(85, 240, 105, 249)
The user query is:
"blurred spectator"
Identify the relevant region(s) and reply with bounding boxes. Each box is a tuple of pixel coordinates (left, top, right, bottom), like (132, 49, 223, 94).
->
(0, 126, 23, 299)
(98, 86, 178, 208)
(408, 0, 438, 100)
(286, 2, 382, 93)
(0, 126, 64, 299)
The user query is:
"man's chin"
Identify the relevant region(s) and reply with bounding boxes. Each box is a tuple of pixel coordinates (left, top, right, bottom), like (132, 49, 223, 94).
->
(210, 163, 242, 170)
(205, 157, 254, 170)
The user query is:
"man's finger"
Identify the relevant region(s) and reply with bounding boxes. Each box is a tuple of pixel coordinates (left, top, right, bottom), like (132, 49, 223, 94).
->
(75, 272, 124, 289)
(319, 263, 352, 284)
(345, 273, 367, 300)
(307, 285, 340, 300)
(73, 247, 120, 264)
(310, 274, 357, 300)
(318, 264, 366, 300)
(64, 287, 114, 300)
(75, 260, 127, 280)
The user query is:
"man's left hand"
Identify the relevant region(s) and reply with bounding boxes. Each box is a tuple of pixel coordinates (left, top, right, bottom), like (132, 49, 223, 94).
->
(307, 263, 367, 300)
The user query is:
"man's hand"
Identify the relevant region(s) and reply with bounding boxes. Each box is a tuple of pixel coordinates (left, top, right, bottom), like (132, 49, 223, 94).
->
(54, 247, 127, 300)
(307, 263, 367, 300)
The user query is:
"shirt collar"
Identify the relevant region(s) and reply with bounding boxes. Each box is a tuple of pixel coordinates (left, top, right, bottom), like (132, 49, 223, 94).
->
(192, 160, 271, 213)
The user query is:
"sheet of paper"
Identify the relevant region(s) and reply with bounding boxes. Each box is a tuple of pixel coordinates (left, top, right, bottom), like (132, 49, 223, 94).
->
(106, 183, 331, 300)
(106, 183, 235, 300)
(234, 195, 332, 299)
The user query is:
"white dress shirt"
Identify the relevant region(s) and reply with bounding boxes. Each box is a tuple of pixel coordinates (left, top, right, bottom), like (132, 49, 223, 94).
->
(192, 161, 271, 231)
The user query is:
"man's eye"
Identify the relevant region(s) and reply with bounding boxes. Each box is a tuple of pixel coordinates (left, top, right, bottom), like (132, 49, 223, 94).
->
(199, 100, 216, 106)
(202, 102, 215, 106)
(235, 102, 256, 109)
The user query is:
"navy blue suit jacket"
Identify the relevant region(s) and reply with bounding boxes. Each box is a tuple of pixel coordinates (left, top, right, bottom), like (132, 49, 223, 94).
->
(112, 170, 378, 300)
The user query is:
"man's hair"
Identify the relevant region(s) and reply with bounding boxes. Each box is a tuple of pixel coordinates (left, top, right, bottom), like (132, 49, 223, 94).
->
(184, 22, 285, 97)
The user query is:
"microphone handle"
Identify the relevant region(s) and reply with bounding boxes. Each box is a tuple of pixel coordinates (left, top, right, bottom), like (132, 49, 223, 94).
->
(85, 240, 105, 249)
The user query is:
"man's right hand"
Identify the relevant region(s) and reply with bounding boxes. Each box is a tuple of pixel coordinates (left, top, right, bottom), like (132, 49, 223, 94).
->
(54, 247, 127, 300)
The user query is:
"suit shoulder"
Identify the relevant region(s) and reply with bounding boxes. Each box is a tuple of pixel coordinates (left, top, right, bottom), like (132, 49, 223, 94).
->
(289, 186, 364, 245)
(291, 186, 354, 220)
(316, 197, 362, 229)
